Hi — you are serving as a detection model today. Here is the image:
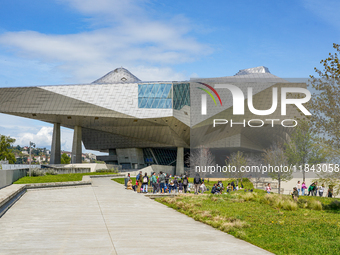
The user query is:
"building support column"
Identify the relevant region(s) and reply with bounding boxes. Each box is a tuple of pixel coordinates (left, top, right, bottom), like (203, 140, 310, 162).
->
(50, 123, 61, 164)
(72, 126, 82, 163)
(176, 147, 184, 175)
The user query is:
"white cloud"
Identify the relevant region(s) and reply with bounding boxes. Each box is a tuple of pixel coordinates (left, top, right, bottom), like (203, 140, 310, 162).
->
(0, 0, 212, 83)
(14, 126, 53, 149)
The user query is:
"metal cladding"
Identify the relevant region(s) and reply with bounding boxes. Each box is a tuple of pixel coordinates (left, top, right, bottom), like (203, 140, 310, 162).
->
(0, 66, 307, 159)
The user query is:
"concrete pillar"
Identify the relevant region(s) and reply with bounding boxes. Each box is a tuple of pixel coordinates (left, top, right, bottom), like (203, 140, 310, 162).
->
(50, 123, 61, 164)
(72, 126, 82, 163)
(176, 147, 184, 175)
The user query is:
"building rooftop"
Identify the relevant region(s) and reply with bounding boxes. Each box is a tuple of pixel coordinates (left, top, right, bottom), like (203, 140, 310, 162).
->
(92, 67, 141, 84)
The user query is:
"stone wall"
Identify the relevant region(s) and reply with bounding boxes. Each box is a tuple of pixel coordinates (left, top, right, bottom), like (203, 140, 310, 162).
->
(0, 169, 28, 189)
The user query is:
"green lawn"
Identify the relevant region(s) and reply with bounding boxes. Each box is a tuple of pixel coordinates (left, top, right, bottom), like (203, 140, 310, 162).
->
(157, 191, 340, 255)
(14, 172, 118, 184)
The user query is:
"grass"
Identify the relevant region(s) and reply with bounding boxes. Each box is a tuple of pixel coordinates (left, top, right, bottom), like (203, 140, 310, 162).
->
(14, 172, 118, 184)
(157, 191, 340, 255)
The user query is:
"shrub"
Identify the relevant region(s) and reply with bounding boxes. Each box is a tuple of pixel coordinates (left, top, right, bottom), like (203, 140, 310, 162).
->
(324, 200, 340, 210)
(45, 169, 58, 175)
(96, 168, 118, 173)
(297, 199, 308, 209)
(30, 168, 45, 177)
(307, 200, 322, 211)
(240, 192, 255, 201)
(282, 200, 298, 211)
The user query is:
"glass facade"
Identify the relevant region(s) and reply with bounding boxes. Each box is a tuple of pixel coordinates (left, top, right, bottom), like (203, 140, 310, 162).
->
(143, 148, 177, 166)
(173, 83, 190, 110)
(143, 148, 190, 167)
(138, 83, 172, 109)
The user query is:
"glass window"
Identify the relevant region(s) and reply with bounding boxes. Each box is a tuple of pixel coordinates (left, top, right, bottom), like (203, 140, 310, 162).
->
(151, 99, 160, 108)
(138, 83, 173, 109)
(173, 83, 190, 110)
(138, 85, 146, 97)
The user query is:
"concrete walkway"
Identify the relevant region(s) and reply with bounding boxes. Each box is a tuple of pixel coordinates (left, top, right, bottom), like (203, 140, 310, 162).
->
(0, 178, 272, 255)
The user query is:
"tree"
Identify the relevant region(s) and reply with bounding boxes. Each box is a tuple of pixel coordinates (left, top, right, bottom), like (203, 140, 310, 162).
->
(0, 135, 16, 163)
(226, 151, 248, 185)
(247, 154, 264, 189)
(186, 146, 215, 178)
(316, 171, 340, 196)
(309, 43, 340, 150)
(61, 153, 71, 164)
(285, 120, 327, 182)
(262, 143, 292, 194)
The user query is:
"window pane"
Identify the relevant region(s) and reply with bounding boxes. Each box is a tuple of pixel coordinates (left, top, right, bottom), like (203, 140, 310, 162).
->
(146, 97, 154, 108)
(150, 84, 159, 97)
(145, 84, 153, 97)
(156, 84, 165, 98)
(158, 99, 166, 108)
(165, 99, 172, 108)
(138, 84, 146, 97)
(139, 98, 147, 108)
(151, 98, 160, 108)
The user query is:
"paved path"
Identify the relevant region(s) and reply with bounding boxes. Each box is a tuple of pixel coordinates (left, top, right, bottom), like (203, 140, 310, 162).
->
(0, 178, 272, 255)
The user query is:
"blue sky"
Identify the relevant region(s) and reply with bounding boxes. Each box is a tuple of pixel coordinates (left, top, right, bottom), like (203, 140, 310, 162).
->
(0, 0, 339, 153)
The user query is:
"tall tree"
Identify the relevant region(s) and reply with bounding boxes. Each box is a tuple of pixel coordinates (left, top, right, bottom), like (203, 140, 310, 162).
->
(0, 135, 16, 163)
(285, 120, 327, 182)
(309, 43, 340, 150)
(263, 143, 292, 194)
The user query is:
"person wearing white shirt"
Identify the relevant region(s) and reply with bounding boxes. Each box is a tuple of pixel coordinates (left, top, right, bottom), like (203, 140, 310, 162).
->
(318, 185, 324, 197)
(296, 181, 301, 195)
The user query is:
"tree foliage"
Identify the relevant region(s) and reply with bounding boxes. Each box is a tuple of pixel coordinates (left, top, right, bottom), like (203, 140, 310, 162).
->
(0, 135, 16, 163)
(309, 43, 340, 150)
(61, 153, 71, 164)
(263, 143, 292, 194)
(285, 120, 327, 181)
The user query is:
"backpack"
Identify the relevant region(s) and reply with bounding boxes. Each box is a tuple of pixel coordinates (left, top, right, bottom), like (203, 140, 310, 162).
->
(194, 176, 200, 184)
(143, 176, 148, 183)
(183, 178, 188, 185)
(136, 173, 140, 181)
(159, 174, 165, 182)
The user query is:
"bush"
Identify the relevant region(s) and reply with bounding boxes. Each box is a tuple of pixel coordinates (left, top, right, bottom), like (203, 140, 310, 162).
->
(240, 192, 256, 201)
(324, 200, 340, 210)
(96, 168, 118, 173)
(307, 200, 323, 211)
(45, 169, 58, 175)
(282, 200, 298, 211)
(297, 199, 308, 209)
(29, 168, 45, 177)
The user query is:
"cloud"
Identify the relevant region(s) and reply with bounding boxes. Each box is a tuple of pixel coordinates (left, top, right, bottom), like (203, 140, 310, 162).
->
(0, 0, 212, 83)
(14, 126, 53, 149)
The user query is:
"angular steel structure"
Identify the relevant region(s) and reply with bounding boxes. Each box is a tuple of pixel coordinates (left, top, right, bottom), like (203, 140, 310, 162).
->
(0, 66, 307, 174)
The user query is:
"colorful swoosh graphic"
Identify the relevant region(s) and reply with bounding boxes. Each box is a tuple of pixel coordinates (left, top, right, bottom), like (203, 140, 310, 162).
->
(197, 87, 217, 105)
(197, 82, 223, 106)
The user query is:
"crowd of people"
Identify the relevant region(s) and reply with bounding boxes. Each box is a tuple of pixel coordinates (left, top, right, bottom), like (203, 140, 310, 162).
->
(265, 180, 334, 200)
(125, 171, 204, 194)
(124, 171, 251, 195)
